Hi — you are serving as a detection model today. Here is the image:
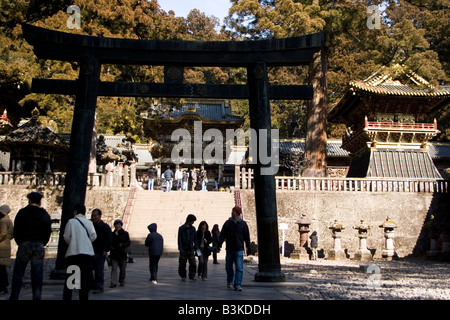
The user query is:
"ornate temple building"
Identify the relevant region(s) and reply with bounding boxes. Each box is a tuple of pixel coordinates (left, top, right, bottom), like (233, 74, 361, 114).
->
(141, 100, 245, 184)
(329, 64, 450, 179)
(0, 108, 68, 172)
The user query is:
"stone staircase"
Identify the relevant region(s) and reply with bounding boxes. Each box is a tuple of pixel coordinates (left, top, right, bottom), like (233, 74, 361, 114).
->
(126, 189, 236, 256)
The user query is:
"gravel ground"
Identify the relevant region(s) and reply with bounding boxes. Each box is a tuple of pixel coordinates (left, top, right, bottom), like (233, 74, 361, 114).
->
(246, 257, 450, 300)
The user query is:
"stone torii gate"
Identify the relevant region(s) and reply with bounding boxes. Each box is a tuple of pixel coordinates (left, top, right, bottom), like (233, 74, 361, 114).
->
(22, 23, 326, 281)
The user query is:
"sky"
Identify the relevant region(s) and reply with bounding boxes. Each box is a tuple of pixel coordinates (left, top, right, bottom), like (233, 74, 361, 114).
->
(157, 0, 232, 24)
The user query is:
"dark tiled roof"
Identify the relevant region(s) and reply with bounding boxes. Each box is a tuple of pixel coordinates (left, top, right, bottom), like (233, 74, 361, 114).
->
(169, 103, 243, 122)
(279, 140, 350, 157)
(367, 149, 442, 179)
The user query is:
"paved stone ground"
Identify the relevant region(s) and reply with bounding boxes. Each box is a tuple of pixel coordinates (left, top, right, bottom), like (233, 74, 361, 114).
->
(2, 255, 449, 301)
(245, 256, 450, 300)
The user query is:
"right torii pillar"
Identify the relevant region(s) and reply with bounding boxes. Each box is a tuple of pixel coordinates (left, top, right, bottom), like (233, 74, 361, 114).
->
(303, 48, 328, 177)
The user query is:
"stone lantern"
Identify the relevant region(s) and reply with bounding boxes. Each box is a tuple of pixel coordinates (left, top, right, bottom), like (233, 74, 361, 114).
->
(328, 219, 346, 260)
(379, 217, 397, 260)
(291, 214, 311, 260)
(47, 208, 61, 256)
(353, 219, 372, 261)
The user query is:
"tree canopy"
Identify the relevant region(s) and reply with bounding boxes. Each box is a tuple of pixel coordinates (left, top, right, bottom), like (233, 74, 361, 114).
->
(0, 0, 448, 141)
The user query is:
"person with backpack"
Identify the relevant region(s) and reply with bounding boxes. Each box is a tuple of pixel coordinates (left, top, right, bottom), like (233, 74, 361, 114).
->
(62, 203, 97, 300)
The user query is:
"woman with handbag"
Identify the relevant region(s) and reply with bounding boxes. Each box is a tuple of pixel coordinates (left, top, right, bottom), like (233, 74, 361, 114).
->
(196, 221, 212, 280)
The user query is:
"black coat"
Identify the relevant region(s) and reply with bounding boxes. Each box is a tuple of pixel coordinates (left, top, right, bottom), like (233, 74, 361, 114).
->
(13, 205, 51, 246)
(197, 229, 212, 255)
(110, 228, 130, 260)
(219, 217, 250, 252)
(93, 220, 112, 254)
(145, 223, 164, 256)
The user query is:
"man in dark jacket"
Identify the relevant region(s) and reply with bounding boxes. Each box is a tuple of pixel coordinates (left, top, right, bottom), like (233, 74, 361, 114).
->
(219, 206, 250, 292)
(177, 214, 197, 281)
(110, 219, 130, 287)
(10, 191, 51, 300)
(147, 165, 157, 190)
(145, 223, 163, 284)
(91, 208, 112, 293)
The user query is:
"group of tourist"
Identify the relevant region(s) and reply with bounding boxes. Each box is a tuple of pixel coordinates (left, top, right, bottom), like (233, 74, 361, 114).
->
(148, 165, 219, 192)
(0, 192, 251, 299)
(176, 206, 251, 291)
(0, 191, 131, 300)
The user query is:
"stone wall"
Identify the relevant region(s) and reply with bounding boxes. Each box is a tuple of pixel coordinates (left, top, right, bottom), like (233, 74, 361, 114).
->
(0, 186, 130, 255)
(239, 190, 449, 259)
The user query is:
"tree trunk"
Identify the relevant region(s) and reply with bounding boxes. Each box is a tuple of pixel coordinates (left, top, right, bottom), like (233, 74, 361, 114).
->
(303, 48, 328, 177)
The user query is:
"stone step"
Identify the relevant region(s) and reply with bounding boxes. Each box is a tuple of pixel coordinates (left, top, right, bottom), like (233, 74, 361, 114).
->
(127, 189, 235, 255)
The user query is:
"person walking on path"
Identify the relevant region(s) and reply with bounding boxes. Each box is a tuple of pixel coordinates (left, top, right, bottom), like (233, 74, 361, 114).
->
(211, 224, 221, 264)
(218, 206, 250, 292)
(177, 214, 198, 281)
(90, 208, 112, 293)
(147, 165, 157, 190)
(63, 203, 97, 300)
(9, 192, 51, 300)
(0, 205, 13, 295)
(196, 221, 212, 280)
(163, 166, 174, 192)
(110, 219, 130, 288)
(145, 223, 163, 284)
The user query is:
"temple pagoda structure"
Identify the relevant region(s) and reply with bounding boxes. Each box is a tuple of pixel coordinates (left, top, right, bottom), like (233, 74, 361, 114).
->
(329, 64, 450, 179)
(0, 108, 69, 172)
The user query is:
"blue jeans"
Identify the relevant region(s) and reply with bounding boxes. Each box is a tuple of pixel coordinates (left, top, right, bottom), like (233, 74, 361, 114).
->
(10, 241, 45, 300)
(202, 180, 207, 191)
(166, 179, 172, 192)
(148, 178, 154, 190)
(225, 250, 244, 288)
(177, 179, 182, 190)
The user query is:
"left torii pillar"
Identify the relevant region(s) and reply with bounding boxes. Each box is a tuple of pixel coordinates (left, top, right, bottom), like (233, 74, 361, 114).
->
(52, 57, 100, 278)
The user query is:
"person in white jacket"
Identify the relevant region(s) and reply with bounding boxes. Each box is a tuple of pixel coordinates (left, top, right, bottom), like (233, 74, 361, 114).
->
(62, 203, 97, 300)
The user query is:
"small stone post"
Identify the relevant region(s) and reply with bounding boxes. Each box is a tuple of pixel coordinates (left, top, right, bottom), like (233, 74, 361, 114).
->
(328, 220, 346, 260)
(291, 214, 311, 260)
(353, 219, 372, 261)
(379, 217, 397, 260)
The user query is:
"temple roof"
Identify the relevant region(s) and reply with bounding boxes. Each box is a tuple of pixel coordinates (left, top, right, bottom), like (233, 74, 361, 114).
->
(142, 101, 244, 124)
(349, 64, 450, 97)
(0, 109, 68, 152)
(329, 64, 450, 125)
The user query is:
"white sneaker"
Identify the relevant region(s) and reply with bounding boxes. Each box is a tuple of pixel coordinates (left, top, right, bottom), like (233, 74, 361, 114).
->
(152, 280, 157, 284)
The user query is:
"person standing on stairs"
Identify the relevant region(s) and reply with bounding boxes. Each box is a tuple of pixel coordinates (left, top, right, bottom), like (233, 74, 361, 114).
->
(177, 214, 198, 281)
(147, 165, 157, 191)
(163, 166, 174, 192)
